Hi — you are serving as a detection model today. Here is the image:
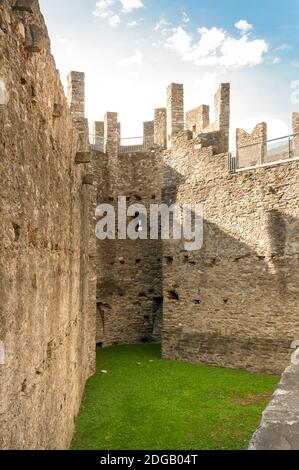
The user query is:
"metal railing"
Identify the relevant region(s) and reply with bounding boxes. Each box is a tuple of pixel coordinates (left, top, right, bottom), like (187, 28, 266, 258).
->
(89, 134, 105, 152)
(119, 136, 147, 154)
(229, 133, 299, 172)
(89, 135, 153, 154)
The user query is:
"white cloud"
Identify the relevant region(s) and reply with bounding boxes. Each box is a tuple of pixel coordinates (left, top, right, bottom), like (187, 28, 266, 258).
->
(127, 18, 143, 27)
(164, 26, 192, 55)
(164, 24, 269, 69)
(291, 60, 299, 68)
(109, 14, 121, 27)
(93, 0, 143, 27)
(93, 0, 120, 27)
(93, 0, 114, 18)
(120, 0, 144, 13)
(275, 43, 291, 51)
(235, 19, 253, 34)
(154, 17, 171, 31)
(268, 57, 281, 65)
(117, 49, 143, 67)
(182, 12, 190, 24)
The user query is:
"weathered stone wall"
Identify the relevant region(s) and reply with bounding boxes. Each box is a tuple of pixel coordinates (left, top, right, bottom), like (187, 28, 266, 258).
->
(162, 132, 299, 374)
(250, 355, 299, 450)
(143, 120, 154, 148)
(94, 144, 163, 346)
(167, 83, 184, 148)
(154, 108, 167, 149)
(186, 105, 209, 134)
(0, 0, 96, 450)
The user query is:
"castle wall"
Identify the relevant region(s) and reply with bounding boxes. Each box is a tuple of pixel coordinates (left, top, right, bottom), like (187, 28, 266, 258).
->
(167, 83, 184, 148)
(162, 133, 299, 374)
(186, 105, 210, 133)
(154, 108, 167, 148)
(94, 145, 163, 346)
(0, 0, 96, 450)
(143, 120, 154, 147)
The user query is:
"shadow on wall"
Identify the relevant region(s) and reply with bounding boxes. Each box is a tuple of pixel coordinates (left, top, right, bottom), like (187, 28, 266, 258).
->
(161, 162, 299, 374)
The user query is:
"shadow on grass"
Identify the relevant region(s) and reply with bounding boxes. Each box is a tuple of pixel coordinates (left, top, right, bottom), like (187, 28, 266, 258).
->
(71, 344, 279, 451)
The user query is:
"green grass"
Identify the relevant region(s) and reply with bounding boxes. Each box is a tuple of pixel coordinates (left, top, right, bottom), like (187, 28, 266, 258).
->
(71, 344, 278, 450)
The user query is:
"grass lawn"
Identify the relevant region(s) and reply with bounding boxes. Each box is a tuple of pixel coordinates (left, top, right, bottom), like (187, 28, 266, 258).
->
(71, 344, 278, 450)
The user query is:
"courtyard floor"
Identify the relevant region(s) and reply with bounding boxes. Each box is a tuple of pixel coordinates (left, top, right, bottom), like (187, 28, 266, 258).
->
(71, 344, 278, 450)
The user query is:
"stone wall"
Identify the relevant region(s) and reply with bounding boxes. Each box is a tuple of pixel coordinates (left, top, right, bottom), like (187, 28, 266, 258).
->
(93, 110, 163, 346)
(250, 354, 299, 450)
(143, 120, 154, 148)
(0, 0, 96, 450)
(162, 132, 299, 374)
(186, 105, 210, 134)
(167, 83, 184, 148)
(154, 108, 167, 148)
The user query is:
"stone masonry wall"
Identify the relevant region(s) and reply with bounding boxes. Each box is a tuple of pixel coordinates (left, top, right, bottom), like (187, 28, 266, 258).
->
(94, 144, 163, 346)
(0, 0, 96, 450)
(250, 355, 299, 450)
(154, 108, 167, 148)
(162, 132, 299, 374)
(167, 83, 184, 149)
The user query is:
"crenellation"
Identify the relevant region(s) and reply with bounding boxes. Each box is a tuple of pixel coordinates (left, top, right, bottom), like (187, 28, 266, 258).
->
(167, 83, 184, 148)
(154, 108, 167, 148)
(104, 112, 119, 156)
(186, 104, 210, 134)
(236, 122, 268, 167)
(143, 120, 154, 147)
(67, 71, 85, 118)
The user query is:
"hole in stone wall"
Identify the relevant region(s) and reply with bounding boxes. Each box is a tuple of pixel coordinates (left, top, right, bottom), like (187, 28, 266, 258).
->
(12, 223, 21, 241)
(20, 77, 27, 85)
(168, 290, 179, 301)
(31, 85, 36, 98)
(223, 299, 229, 304)
(138, 292, 146, 298)
(96, 342, 103, 349)
(165, 256, 174, 265)
(193, 300, 202, 305)
(136, 259, 141, 264)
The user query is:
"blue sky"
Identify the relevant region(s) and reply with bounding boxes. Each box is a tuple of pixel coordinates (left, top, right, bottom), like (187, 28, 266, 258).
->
(40, 0, 299, 146)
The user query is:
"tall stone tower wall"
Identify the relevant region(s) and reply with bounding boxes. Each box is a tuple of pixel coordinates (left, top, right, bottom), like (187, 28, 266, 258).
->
(93, 118, 164, 346)
(0, 0, 96, 450)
